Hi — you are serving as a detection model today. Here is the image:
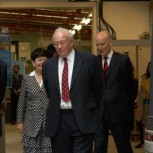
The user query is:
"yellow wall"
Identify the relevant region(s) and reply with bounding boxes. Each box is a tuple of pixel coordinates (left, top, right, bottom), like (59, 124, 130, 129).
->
(103, 2, 150, 40)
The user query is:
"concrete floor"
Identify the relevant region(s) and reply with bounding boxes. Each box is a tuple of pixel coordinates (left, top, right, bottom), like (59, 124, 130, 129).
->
(5, 123, 145, 153)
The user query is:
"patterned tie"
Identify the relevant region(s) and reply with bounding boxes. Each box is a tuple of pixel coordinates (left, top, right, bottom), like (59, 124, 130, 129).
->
(103, 56, 108, 77)
(62, 58, 70, 102)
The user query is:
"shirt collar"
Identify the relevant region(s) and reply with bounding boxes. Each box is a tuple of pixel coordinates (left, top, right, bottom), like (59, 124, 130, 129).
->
(29, 70, 35, 76)
(103, 50, 113, 60)
(59, 49, 75, 62)
(29, 70, 43, 87)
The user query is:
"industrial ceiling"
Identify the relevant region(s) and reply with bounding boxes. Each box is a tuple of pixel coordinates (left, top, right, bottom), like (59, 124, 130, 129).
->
(0, 8, 92, 40)
(0, 0, 149, 40)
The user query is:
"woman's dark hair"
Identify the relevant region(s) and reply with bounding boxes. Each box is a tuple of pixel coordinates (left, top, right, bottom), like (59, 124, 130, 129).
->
(31, 48, 49, 61)
(146, 61, 151, 79)
(47, 44, 57, 58)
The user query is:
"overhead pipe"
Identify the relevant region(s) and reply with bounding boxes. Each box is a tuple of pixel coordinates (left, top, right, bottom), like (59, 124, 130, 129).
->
(98, 0, 116, 39)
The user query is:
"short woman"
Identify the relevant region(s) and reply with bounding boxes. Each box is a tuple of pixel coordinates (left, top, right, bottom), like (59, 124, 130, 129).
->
(16, 48, 52, 153)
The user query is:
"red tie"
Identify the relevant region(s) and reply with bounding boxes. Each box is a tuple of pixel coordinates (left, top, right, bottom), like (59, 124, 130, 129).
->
(104, 56, 108, 77)
(62, 58, 70, 102)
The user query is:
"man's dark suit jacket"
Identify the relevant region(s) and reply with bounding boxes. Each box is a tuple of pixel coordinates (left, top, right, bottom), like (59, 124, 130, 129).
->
(11, 73, 23, 99)
(42, 51, 102, 137)
(12, 74, 23, 90)
(97, 51, 134, 123)
(0, 59, 7, 137)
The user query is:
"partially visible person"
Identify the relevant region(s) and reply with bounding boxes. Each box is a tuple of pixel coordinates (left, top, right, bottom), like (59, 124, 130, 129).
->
(0, 41, 3, 50)
(131, 64, 138, 130)
(10, 65, 23, 125)
(42, 27, 102, 153)
(47, 43, 57, 58)
(94, 30, 134, 153)
(16, 48, 52, 153)
(3, 43, 11, 50)
(0, 59, 7, 137)
(135, 61, 151, 148)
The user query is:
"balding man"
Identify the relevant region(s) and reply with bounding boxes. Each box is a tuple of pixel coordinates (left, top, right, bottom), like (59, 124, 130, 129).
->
(42, 27, 102, 153)
(94, 30, 134, 153)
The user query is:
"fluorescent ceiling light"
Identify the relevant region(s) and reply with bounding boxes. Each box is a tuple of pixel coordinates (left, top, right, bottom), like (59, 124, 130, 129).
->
(69, 29, 76, 35)
(81, 18, 91, 25)
(73, 24, 82, 31)
(88, 12, 92, 17)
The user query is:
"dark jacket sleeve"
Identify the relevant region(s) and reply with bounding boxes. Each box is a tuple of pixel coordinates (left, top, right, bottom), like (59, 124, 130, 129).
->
(0, 60, 7, 103)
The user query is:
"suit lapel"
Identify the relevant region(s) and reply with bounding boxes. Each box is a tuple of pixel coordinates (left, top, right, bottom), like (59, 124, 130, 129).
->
(52, 56, 60, 93)
(97, 54, 107, 80)
(97, 55, 103, 76)
(97, 55, 107, 87)
(105, 51, 118, 78)
(70, 51, 83, 90)
(97, 55, 102, 68)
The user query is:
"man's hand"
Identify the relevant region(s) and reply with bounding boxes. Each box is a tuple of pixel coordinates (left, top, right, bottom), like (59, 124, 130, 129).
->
(14, 91, 20, 96)
(0, 100, 7, 116)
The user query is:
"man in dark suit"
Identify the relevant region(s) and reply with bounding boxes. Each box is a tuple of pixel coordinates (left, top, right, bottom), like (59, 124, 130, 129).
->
(94, 30, 134, 153)
(0, 59, 7, 137)
(10, 65, 23, 125)
(42, 27, 102, 153)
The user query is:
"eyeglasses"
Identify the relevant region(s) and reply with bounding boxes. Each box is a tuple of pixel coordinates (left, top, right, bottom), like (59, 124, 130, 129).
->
(53, 41, 69, 47)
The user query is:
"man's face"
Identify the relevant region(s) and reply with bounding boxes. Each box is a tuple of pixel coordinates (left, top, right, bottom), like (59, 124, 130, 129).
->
(96, 33, 112, 56)
(13, 67, 19, 74)
(52, 31, 73, 58)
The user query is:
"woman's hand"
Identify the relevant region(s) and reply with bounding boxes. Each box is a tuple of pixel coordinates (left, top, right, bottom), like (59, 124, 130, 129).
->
(16, 122, 24, 134)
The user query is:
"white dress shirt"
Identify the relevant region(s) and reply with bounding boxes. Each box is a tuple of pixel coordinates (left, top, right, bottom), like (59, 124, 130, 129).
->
(29, 71, 43, 87)
(58, 49, 75, 109)
(102, 50, 113, 68)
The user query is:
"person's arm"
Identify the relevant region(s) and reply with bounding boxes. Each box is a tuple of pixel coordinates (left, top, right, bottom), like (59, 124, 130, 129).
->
(0, 99, 7, 117)
(0, 63, 7, 103)
(42, 62, 49, 98)
(16, 122, 24, 134)
(122, 56, 135, 99)
(0, 63, 7, 116)
(16, 75, 26, 132)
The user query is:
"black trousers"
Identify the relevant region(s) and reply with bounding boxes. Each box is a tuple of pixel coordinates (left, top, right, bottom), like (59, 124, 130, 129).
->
(94, 120, 133, 153)
(11, 95, 19, 123)
(51, 110, 94, 153)
(0, 118, 2, 136)
(136, 121, 144, 144)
